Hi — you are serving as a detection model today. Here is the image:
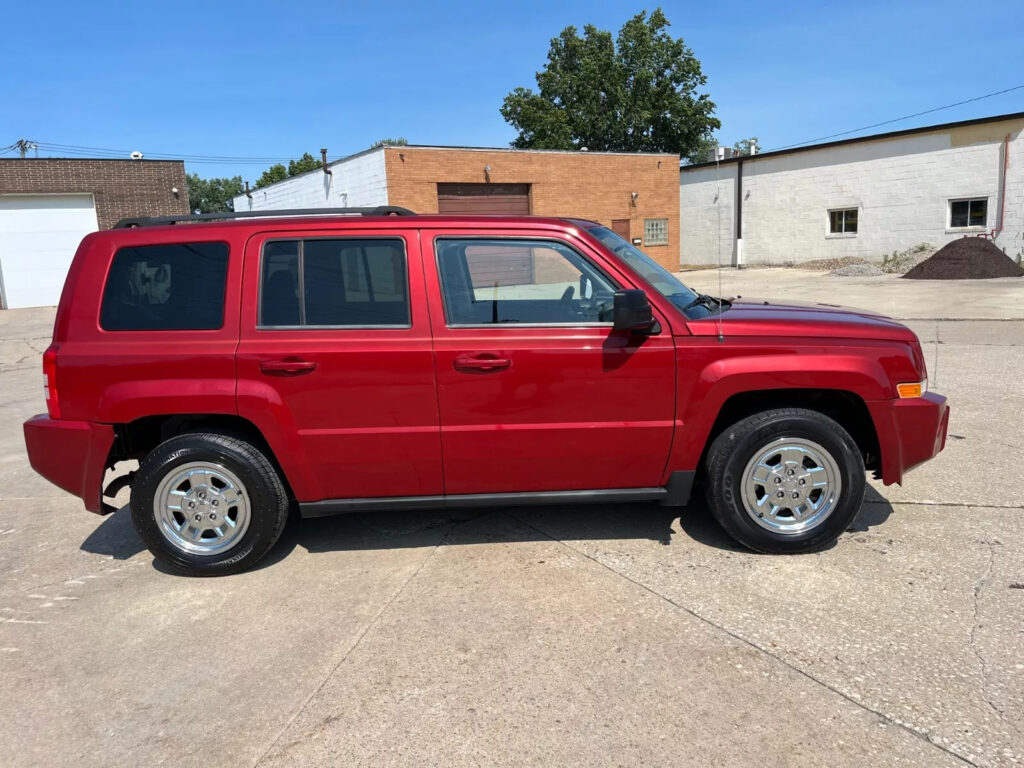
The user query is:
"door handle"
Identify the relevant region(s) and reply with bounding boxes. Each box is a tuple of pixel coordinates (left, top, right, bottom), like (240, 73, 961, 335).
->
(453, 354, 511, 373)
(259, 359, 318, 375)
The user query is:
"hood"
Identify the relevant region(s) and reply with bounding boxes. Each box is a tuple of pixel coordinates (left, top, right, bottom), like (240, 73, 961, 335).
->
(685, 298, 917, 342)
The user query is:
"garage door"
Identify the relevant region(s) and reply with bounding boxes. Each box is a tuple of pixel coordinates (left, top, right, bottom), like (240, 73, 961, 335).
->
(0, 194, 98, 309)
(437, 183, 530, 214)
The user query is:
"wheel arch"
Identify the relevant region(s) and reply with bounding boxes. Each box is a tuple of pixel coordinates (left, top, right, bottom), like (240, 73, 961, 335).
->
(698, 388, 881, 475)
(107, 413, 298, 500)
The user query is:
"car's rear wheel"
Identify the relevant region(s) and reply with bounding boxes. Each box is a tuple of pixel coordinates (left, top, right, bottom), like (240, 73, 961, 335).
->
(130, 433, 289, 575)
(704, 408, 865, 553)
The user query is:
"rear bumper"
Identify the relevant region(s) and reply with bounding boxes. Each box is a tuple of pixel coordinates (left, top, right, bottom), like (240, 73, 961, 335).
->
(23, 415, 115, 513)
(868, 392, 949, 486)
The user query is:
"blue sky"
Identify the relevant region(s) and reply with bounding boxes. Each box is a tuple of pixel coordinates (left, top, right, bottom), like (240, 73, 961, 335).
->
(2, 0, 1023, 179)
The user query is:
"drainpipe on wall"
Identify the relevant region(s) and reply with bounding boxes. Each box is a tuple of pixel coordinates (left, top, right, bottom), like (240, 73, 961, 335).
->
(734, 158, 744, 268)
(990, 133, 1010, 244)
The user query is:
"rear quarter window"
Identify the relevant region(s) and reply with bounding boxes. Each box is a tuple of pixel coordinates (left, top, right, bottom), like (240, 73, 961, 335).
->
(100, 242, 230, 331)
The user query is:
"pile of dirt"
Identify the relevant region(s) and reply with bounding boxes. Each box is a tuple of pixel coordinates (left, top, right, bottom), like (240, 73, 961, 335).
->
(903, 238, 1023, 280)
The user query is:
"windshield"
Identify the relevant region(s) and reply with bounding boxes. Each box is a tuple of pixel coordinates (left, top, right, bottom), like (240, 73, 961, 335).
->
(589, 227, 727, 319)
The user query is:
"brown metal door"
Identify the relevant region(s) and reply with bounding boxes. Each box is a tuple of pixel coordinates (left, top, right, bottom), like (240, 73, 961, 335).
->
(611, 219, 630, 239)
(437, 183, 531, 214)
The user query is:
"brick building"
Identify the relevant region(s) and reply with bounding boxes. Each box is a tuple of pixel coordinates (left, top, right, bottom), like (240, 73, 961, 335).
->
(680, 111, 1024, 266)
(233, 145, 681, 270)
(0, 158, 189, 308)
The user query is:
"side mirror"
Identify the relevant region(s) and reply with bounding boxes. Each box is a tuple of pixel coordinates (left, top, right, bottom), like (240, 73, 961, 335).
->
(611, 289, 657, 333)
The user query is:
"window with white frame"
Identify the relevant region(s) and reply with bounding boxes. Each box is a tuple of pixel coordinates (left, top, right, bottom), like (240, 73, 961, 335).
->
(644, 218, 669, 246)
(949, 198, 987, 229)
(828, 208, 858, 235)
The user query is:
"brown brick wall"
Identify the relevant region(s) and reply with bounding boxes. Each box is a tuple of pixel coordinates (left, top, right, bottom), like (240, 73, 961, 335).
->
(384, 147, 680, 270)
(0, 158, 189, 229)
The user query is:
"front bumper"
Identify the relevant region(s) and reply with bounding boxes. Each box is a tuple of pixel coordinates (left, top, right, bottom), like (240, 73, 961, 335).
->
(23, 415, 115, 513)
(867, 392, 949, 485)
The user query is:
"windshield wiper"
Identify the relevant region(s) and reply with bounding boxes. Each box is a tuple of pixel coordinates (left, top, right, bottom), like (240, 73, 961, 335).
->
(680, 293, 731, 314)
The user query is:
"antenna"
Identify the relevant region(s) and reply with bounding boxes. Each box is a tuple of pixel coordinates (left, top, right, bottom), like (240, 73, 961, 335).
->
(715, 149, 725, 343)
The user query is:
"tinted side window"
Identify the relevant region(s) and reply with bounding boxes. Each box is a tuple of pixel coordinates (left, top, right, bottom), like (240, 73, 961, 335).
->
(100, 242, 229, 331)
(260, 238, 409, 328)
(436, 238, 617, 325)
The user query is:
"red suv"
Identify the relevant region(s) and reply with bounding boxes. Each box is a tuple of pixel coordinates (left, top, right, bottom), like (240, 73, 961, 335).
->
(23, 207, 949, 575)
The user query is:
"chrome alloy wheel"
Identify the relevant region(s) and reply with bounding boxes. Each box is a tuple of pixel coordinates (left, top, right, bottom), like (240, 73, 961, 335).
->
(153, 462, 251, 555)
(740, 437, 842, 534)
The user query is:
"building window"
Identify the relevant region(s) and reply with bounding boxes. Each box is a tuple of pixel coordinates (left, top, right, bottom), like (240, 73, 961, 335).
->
(828, 208, 858, 235)
(949, 198, 987, 229)
(644, 218, 669, 246)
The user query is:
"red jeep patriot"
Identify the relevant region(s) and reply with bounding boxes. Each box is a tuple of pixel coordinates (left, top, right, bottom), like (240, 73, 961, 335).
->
(23, 207, 949, 575)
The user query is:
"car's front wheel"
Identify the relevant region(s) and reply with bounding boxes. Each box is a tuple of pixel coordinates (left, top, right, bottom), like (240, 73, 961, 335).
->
(130, 432, 289, 575)
(704, 408, 865, 553)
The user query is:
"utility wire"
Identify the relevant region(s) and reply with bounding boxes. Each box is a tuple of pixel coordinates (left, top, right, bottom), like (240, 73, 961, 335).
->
(18, 140, 302, 164)
(34, 141, 296, 162)
(767, 84, 1024, 152)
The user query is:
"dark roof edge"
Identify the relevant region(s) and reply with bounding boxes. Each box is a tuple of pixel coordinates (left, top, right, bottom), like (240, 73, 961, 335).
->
(396, 144, 677, 157)
(681, 110, 1024, 171)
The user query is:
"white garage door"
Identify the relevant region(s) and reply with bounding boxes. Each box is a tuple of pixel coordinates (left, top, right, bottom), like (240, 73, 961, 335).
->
(0, 194, 99, 309)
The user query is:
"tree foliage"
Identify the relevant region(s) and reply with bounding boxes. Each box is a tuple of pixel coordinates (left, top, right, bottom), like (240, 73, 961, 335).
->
(500, 9, 719, 157)
(683, 136, 718, 166)
(288, 152, 321, 175)
(255, 163, 288, 189)
(185, 173, 243, 214)
(732, 137, 758, 156)
(369, 137, 409, 149)
(253, 152, 323, 189)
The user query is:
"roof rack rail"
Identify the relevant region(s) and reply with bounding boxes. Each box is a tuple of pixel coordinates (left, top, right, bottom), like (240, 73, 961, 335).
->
(113, 206, 416, 229)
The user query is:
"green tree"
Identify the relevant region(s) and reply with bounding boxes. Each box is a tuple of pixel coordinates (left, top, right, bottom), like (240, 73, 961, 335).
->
(500, 9, 718, 157)
(732, 137, 759, 156)
(369, 137, 409, 149)
(185, 173, 243, 214)
(255, 163, 288, 189)
(288, 152, 321, 175)
(683, 135, 718, 165)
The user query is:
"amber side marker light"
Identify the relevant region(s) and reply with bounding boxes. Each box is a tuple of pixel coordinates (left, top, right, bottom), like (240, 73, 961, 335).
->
(896, 380, 927, 399)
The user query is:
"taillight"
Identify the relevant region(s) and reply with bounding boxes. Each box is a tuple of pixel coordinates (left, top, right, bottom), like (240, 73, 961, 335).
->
(43, 346, 60, 419)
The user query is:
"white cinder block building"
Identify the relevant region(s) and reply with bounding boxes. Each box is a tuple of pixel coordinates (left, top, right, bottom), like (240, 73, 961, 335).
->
(235, 148, 389, 211)
(680, 111, 1024, 266)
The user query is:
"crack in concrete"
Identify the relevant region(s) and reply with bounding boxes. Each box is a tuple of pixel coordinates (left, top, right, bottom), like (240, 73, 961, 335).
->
(967, 539, 1021, 743)
(508, 512, 978, 767)
(250, 515, 476, 768)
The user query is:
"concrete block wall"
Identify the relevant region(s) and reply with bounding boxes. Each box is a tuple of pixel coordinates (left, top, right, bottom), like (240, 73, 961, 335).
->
(233, 149, 388, 212)
(680, 116, 1024, 266)
(678, 163, 737, 267)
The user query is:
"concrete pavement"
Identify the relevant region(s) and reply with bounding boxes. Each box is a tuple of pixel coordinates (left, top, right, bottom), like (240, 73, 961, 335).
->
(1, 271, 1022, 767)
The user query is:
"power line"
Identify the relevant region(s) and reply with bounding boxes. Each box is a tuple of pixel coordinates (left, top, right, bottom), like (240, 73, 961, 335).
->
(18, 140, 305, 164)
(34, 141, 297, 162)
(766, 84, 1024, 152)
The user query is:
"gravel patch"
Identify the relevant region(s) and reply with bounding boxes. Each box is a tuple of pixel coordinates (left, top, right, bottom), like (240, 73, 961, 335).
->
(830, 264, 885, 277)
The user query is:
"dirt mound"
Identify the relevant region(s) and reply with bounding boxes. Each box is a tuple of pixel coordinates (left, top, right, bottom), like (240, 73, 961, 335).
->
(903, 238, 1023, 280)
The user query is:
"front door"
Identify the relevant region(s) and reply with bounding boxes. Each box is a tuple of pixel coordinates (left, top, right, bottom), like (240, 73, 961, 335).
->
(424, 229, 677, 495)
(236, 228, 442, 502)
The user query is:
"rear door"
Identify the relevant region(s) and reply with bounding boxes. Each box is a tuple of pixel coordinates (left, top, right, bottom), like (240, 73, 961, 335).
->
(235, 227, 442, 503)
(424, 228, 677, 495)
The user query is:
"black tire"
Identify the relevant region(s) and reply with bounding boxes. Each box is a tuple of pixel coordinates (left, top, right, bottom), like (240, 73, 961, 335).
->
(704, 408, 865, 554)
(130, 432, 289, 575)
